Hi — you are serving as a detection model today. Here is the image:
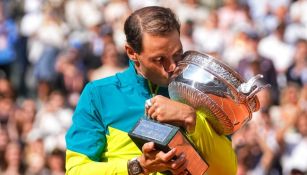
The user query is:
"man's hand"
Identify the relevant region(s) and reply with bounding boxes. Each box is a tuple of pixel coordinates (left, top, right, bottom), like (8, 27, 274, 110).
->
(145, 95, 196, 133)
(139, 142, 188, 175)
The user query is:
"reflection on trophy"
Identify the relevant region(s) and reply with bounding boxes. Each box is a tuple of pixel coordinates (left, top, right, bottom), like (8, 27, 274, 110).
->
(169, 51, 270, 135)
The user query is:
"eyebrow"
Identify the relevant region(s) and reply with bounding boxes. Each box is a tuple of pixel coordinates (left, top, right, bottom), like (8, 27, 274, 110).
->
(148, 49, 182, 60)
(147, 42, 182, 59)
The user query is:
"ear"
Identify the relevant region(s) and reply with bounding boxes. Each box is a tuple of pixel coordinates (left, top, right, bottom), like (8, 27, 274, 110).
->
(125, 44, 138, 62)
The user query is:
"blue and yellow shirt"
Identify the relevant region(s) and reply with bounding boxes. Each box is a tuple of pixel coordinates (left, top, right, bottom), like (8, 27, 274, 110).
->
(65, 62, 237, 175)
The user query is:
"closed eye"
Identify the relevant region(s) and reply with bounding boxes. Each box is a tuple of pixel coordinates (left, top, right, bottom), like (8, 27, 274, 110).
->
(153, 57, 163, 62)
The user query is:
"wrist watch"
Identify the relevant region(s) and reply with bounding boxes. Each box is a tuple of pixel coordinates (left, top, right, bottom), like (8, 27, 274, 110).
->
(127, 157, 143, 175)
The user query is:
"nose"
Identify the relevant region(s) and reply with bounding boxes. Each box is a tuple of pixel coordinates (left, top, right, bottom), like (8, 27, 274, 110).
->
(165, 59, 176, 73)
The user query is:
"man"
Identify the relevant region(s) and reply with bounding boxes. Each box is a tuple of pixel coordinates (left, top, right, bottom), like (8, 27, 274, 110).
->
(66, 6, 236, 175)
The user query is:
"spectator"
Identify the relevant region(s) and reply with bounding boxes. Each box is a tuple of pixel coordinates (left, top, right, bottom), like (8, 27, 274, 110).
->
(277, 111, 307, 174)
(89, 42, 127, 81)
(299, 86, 307, 112)
(0, 1, 305, 174)
(180, 20, 196, 52)
(46, 149, 65, 175)
(29, 90, 72, 153)
(193, 10, 224, 58)
(0, 128, 9, 169)
(0, 142, 24, 175)
(0, 1, 18, 78)
(286, 39, 307, 86)
(258, 22, 294, 77)
(13, 99, 36, 143)
(0, 78, 16, 139)
(24, 139, 48, 175)
(235, 122, 274, 175)
(217, 0, 248, 32)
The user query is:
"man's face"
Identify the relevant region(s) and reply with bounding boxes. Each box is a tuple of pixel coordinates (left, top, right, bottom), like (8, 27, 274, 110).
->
(134, 31, 183, 86)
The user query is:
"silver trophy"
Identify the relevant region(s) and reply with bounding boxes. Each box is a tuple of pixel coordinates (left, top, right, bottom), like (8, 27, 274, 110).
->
(168, 51, 270, 135)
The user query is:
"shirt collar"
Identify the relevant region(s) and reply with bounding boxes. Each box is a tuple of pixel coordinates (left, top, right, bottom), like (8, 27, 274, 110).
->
(117, 60, 147, 87)
(116, 60, 169, 97)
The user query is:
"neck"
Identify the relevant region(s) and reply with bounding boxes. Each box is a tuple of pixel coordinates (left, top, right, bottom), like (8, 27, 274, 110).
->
(134, 65, 146, 78)
(147, 80, 159, 97)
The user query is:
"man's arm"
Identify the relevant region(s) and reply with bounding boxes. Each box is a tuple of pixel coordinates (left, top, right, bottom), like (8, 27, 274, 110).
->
(66, 83, 125, 174)
(66, 85, 188, 175)
(188, 110, 237, 175)
(66, 150, 129, 175)
(146, 95, 237, 175)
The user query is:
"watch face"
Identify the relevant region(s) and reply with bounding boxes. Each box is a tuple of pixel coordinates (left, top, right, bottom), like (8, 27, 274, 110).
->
(132, 163, 142, 173)
(129, 159, 143, 175)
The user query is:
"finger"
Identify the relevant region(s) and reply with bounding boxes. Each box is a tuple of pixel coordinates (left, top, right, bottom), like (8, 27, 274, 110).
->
(144, 150, 161, 160)
(150, 95, 167, 105)
(142, 142, 161, 159)
(181, 170, 190, 175)
(147, 105, 156, 118)
(171, 160, 188, 175)
(157, 148, 177, 162)
(152, 95, 168, 103)
(174, 169, 189, 175)
(145, 99, 152, 108)
(145, 107, 149, 116)
(145, 99, 152, 116)
(171, 153, 186, 169)
(151, 110, 161, 120)
(142, 142, 155, 153)
(147, 102, 161, 118)
(150, 96, 158, 103)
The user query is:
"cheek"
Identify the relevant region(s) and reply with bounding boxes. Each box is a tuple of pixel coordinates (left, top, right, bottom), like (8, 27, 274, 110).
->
(139, 60, 169, 82)
(152, 65, 169, 77)
(143, 63, 164, 74)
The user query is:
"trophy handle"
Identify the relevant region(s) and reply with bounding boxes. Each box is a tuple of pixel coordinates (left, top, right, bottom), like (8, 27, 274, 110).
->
(237, 74, 271, 102)
(247, 84, 271, 100)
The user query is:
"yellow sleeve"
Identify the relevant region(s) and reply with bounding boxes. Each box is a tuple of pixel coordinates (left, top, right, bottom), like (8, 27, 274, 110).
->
(187, 110, 237, 175)
(66, 150, 166, 175)
(66, 150, 128, 175)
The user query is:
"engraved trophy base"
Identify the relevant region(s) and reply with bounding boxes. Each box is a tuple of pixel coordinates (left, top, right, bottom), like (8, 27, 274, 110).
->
(128, 118, 208, 175)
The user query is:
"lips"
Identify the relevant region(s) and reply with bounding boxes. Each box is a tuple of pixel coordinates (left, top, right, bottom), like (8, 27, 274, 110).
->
(169, 67, 181, 80)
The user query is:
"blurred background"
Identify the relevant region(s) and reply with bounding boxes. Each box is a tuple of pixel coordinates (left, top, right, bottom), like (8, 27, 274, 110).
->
(0, 0, 306, 174)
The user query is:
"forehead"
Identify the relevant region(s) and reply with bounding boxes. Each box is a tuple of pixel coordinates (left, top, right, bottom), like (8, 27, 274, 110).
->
(141, 31, 182, 56)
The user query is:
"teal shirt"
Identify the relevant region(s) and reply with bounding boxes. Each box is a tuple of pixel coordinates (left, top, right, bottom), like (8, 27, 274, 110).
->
(66, 61, 168, 162)
(65, 62, 237, 175)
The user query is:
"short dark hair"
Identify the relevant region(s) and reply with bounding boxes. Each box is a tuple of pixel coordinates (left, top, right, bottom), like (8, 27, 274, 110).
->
(124, 6, 180, 54)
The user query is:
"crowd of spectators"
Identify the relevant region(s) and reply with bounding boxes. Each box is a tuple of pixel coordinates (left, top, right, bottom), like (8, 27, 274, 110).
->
(0, 0, 306, 174)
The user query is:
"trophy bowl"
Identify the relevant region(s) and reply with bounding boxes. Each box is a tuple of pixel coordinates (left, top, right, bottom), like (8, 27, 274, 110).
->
(168, 51, 270, 135)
